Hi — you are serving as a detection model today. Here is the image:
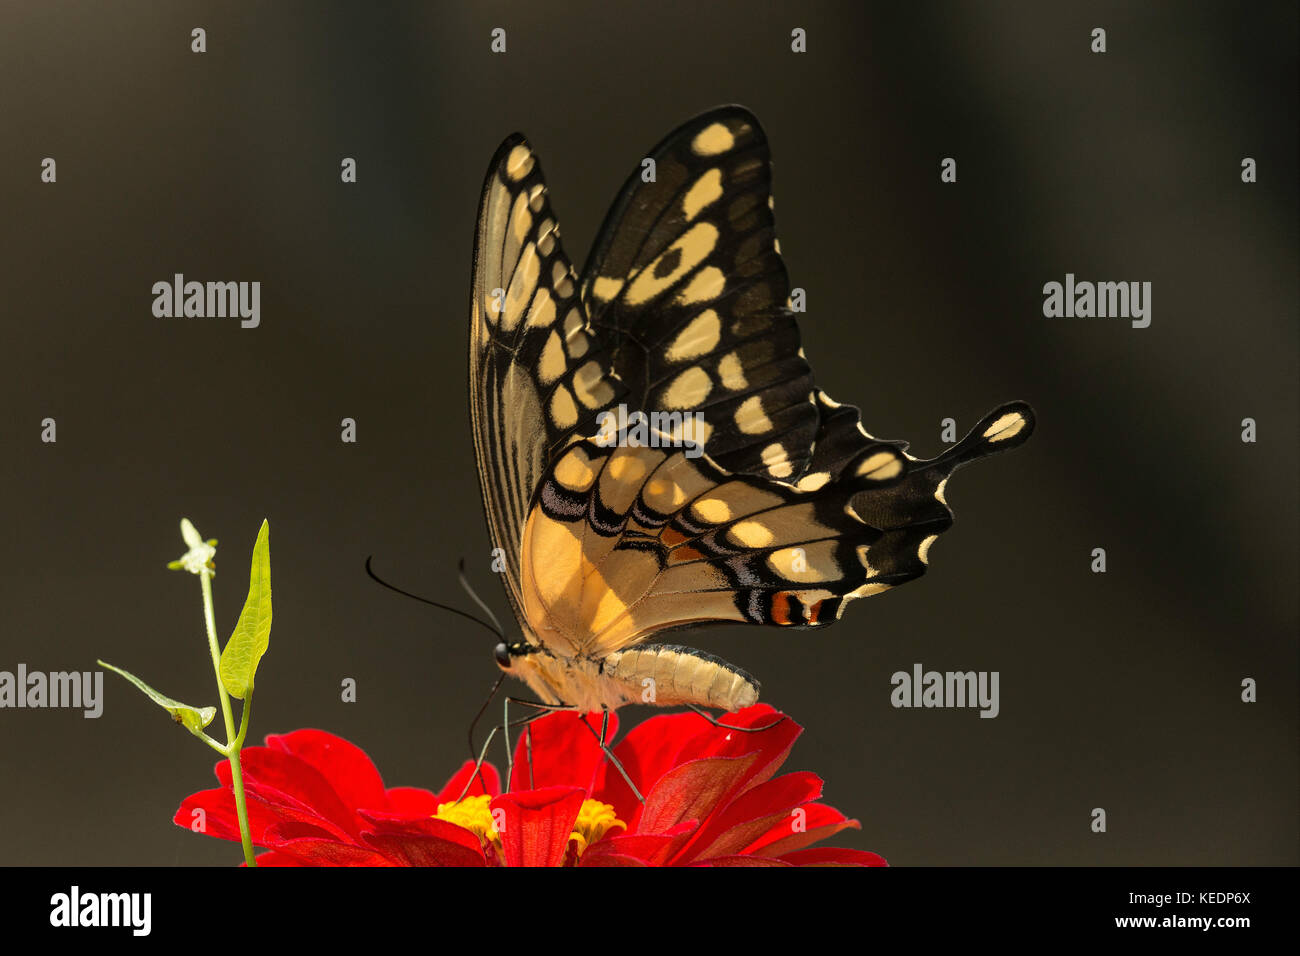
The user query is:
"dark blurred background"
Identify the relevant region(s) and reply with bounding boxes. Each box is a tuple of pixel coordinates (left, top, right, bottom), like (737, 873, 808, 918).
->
(1, 1, 1295, 866)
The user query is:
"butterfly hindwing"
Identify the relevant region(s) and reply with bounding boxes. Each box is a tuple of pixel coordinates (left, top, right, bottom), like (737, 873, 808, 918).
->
(517, 423, 909, 657)
(516, 400, 1033, 658)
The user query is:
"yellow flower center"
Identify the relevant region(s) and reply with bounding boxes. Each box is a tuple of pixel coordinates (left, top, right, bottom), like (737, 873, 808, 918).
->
(434, 796, 626, 858)
(435, 795, 498, 843)
(570, 799, 625, 855)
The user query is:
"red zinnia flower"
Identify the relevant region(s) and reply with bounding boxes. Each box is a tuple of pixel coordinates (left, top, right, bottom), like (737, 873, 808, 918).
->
(175, 704, 886, 866)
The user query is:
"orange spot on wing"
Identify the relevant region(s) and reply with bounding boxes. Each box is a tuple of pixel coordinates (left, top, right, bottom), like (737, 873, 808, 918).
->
(661, 526, 689, 547)
(806, 600, 824, 625)
(670, 545, 705, 564)
(771, 593, 791, 626)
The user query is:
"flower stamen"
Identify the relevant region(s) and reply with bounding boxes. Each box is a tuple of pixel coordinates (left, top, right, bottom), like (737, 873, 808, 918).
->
(570, 799, 625, 855)
(435, 795, 498, 844)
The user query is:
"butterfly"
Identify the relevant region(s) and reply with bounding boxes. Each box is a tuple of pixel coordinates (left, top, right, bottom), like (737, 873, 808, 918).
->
(468, 105, 1033, 719)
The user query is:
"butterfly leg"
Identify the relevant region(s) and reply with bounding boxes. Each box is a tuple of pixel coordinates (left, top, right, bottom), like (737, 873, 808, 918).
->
(466, 673, 506, 797)
(501, 697, 578, 794)
(574, 707, 645, 805)
(457, 718, 508, 803)
(488, 699, 647, 804)
(456, 700, 560, 803)
(685, 702, 787, 733)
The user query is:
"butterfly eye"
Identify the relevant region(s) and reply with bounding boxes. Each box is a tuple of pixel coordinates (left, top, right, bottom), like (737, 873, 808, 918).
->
(493, 642, 512, 670)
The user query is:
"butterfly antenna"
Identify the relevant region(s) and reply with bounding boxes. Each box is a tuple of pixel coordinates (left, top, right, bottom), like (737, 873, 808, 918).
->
(365, 555, 504, 640)
(457, 558, 505, 638)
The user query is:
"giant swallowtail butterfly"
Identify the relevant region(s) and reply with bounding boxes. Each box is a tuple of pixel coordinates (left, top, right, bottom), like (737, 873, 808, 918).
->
(469, 106, 1033, 717)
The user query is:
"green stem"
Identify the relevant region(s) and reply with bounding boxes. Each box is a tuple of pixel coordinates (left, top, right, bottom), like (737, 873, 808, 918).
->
(225, 740, 256, 867)
(200, 569, 257, 867)
(191, 729, 228, 755)
(234, 691, 253, 749)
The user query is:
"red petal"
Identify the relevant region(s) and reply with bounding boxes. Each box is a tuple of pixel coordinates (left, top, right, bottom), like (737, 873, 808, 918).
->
(778, 846, 888, 867)
(215, 747, 361, 837)
(681, 771, 824, 862)
(579, 851, 648, 867)
(579, 821, 698, 867)
(597, 711, 704, 821)
(259, 830, 397, 866)
(674, 706, 802, 799)
(693, 855, 791, 867)
(248, 850, 300, 866)
(359, 816, 487, 867)
(175, 785, 349, 846)
(635, 753, 758, 840)
(509, 711, 616, 793)
(437, 760, 502, 802)
(381, 786, 442, 818)
(264, 729, 388, 814)
(747, 804, 861, 857)
(491, 786, 586, 867)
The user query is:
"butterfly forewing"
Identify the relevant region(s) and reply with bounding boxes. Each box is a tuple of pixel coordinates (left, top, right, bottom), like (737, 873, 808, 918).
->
(469, 135, 624, 620)
(580, 107, 821, 483)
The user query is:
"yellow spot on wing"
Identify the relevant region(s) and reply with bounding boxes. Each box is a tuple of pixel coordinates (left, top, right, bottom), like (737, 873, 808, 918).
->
(676, 267, 725, 306)
(692, 122, 735, 156)
(608, 449, 650, 483)
(761, 442, 794, 479)
(554, 446, 598, 491)
(527, 182, 546, 212)
(845, 582, 892, 600)
(591, 276, 625, 301)
(671, 415, 713, 449)
(663, 366, 712, 408)
(796, 471, 830, 492)
(856, 451, 903, 481)
(552, 260, 575, 298)
(506, 144, 534, 181)
(982, 412, 1027, 442)
(539, 330, 565, 385)
(718, 352, 747, 390)
(665, 310, 721, 362)
(550, 386, 578, 428)
(769, 545, 828, 583)
(573, 360, 613, 409)
(625, 223, 719, 306)
(729, 520, 773, 547)
(503, 244, 540, 332)
(510, 192, 532, 244)
(683, 168, 724, 220)
(644, 477, 687, 511)
(563, 307, 584, 339)
(734, 395, 773, 434)
(692, 497, 731, 522)
(526, 287, 556, 329)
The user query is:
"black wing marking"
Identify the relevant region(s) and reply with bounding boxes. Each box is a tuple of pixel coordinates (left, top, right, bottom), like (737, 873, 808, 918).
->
(579, 106, 820, 482)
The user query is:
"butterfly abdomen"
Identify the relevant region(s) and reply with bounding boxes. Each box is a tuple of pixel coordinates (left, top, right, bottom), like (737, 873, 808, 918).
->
(603, 644, 759, 711)
(511, 643, 758, 713)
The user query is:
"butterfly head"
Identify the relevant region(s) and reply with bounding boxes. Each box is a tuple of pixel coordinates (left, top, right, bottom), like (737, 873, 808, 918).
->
(493, 639, 538, 673)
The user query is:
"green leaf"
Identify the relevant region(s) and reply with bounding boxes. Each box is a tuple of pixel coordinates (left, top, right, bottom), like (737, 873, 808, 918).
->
(219, 519, 272, 700)
(97, 660, 216, 733)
